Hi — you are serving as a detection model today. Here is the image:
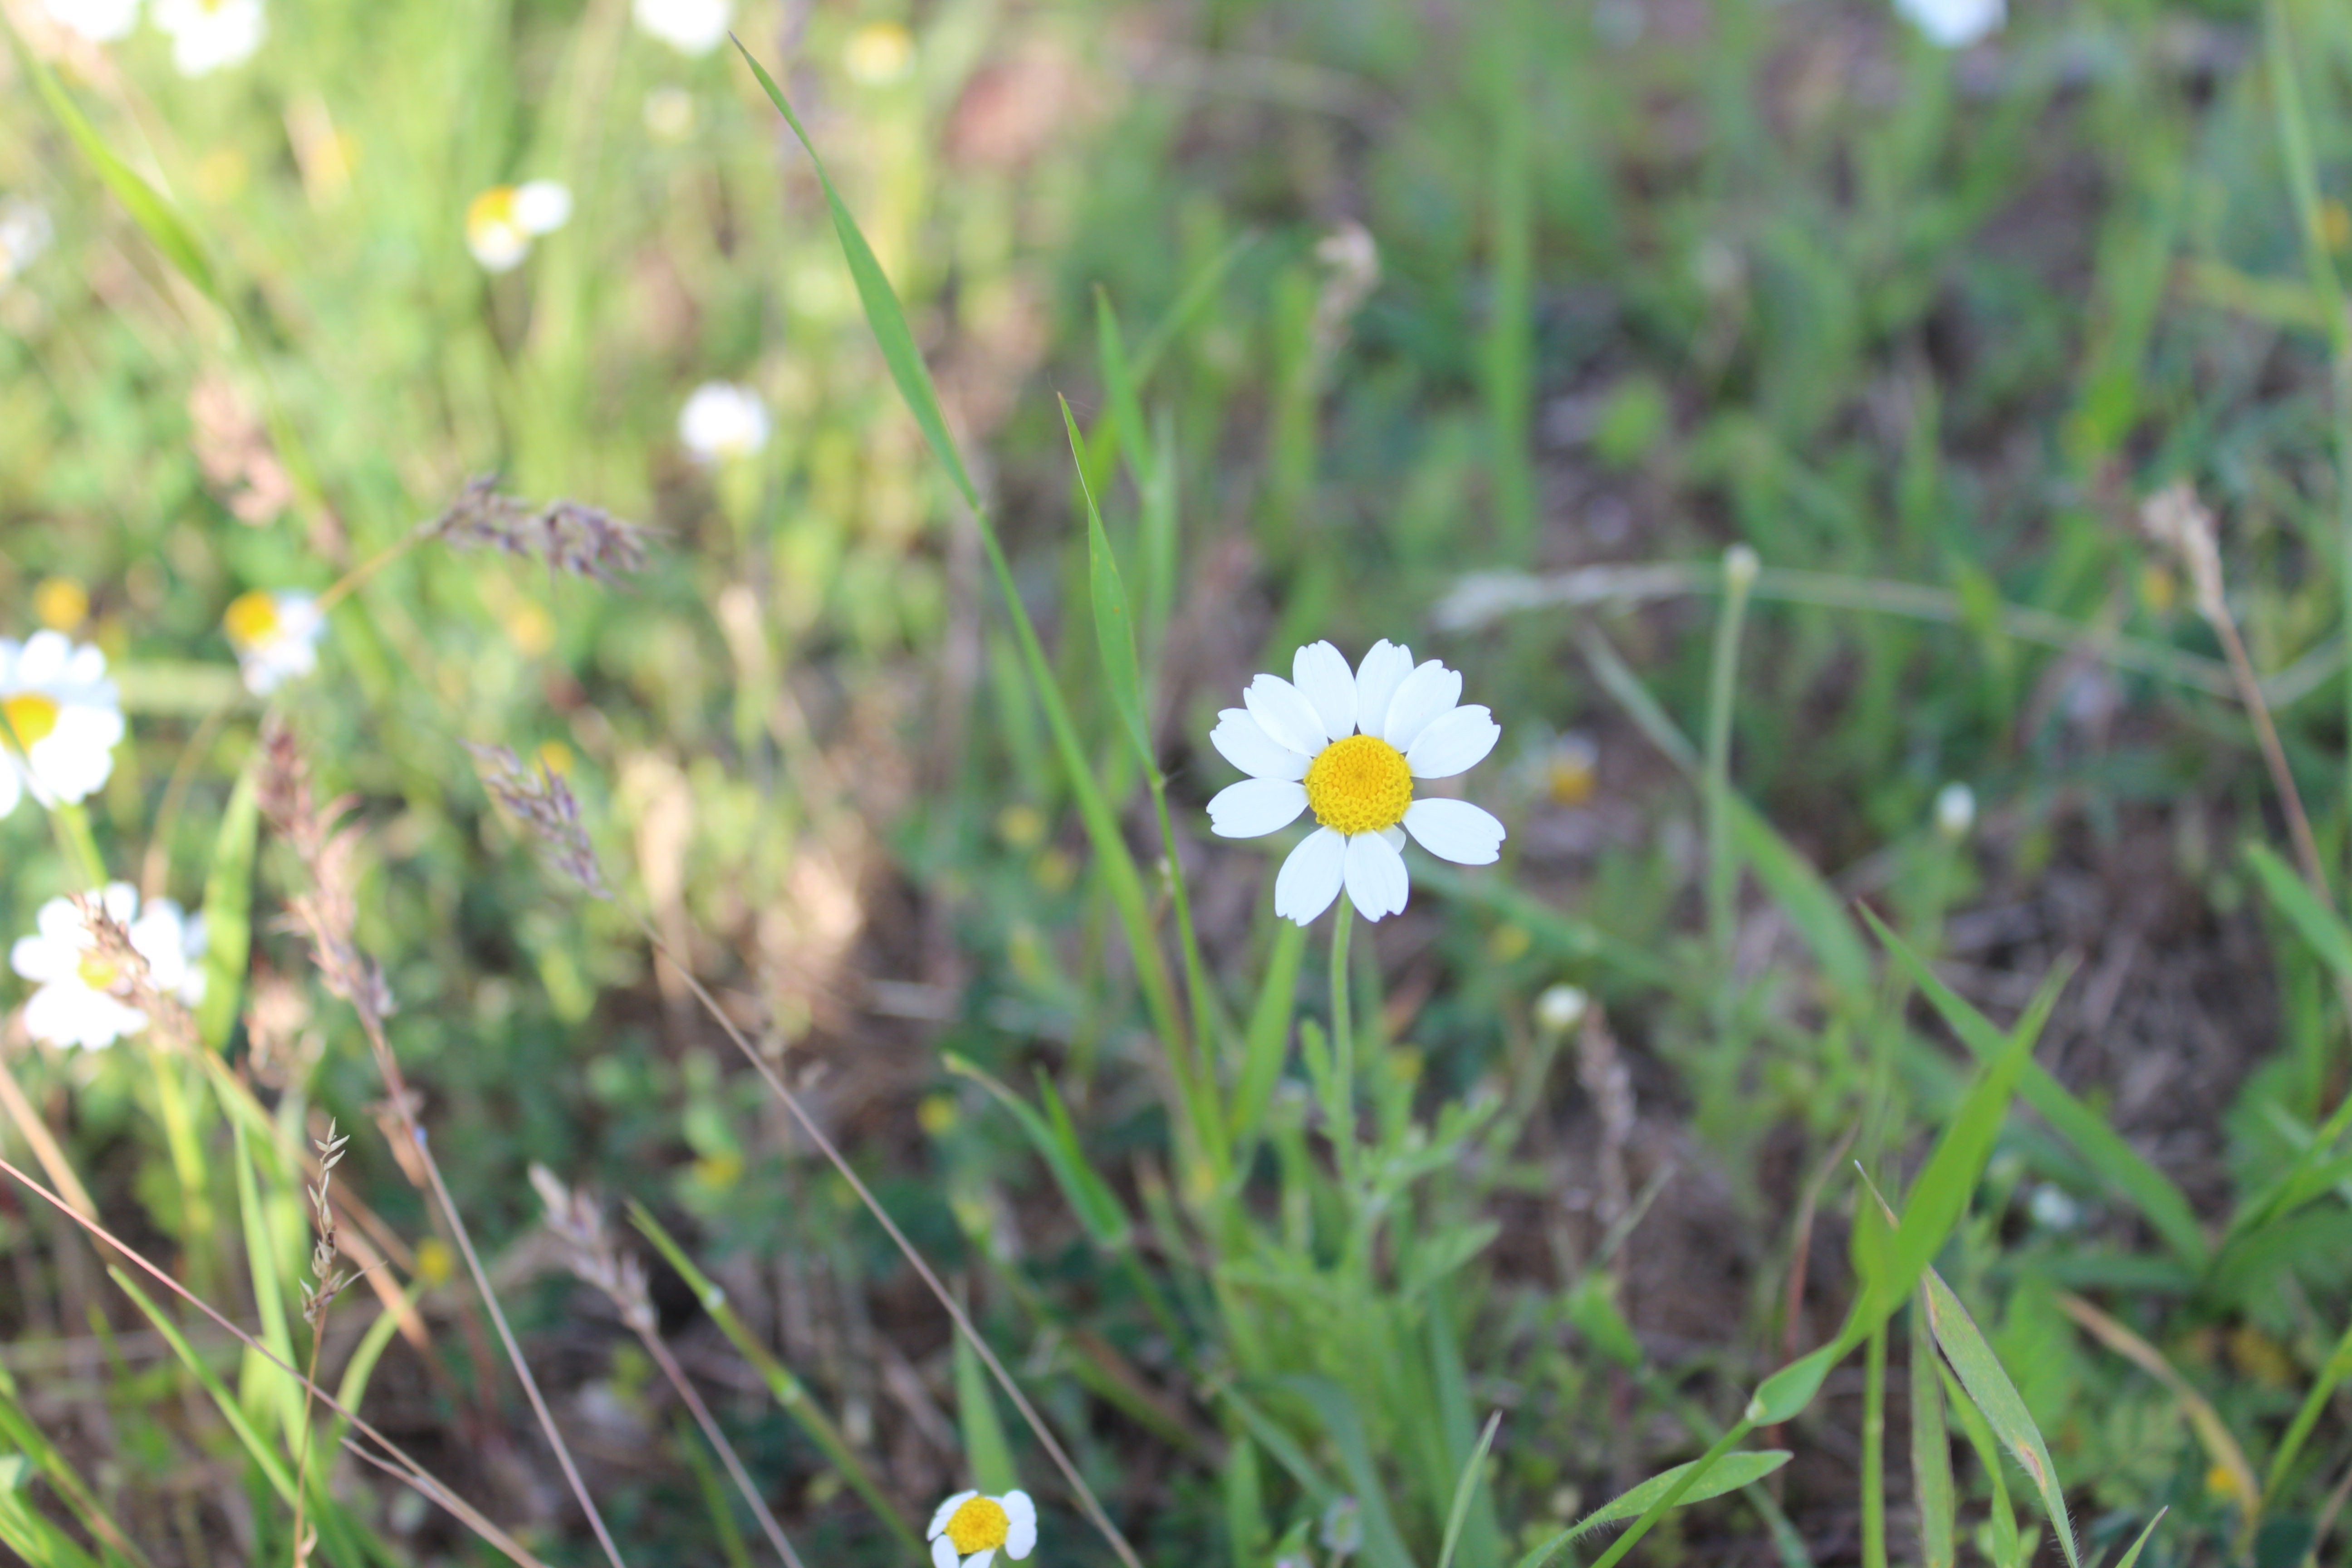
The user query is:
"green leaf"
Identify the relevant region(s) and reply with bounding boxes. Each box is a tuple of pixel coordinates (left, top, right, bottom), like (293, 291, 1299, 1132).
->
(731, 40, 973, 510)
(1727, 797, 1872, 1003)
(0, 1459, 102, 1568)
(1514, 1451, 1792, 1568)
(1232, 917, 1307, 1151)
(2108, 1509, 2166, 1568)
(1942, 1361, 2022, 1568)
(1745, 1342, 1842, 1426)
(1910, 1298, 1956, 1568)
(110, 1267, 300, 1508)
(943, 1052, 1132, 1250)
(2246, 842, 2352, 979)
(1093, 289, 1156, 495)
(1921, 1267, 2082, 1568)
(1863, 907, 2207, 1269)
(1060, 397, 1154, 771)
(953, 1322, 1019, 1495)
(196, 762, 261, 1053)
(15, 39, 219, 302)
(1436, 1412, 1501, 1568)
(230, 1120, 303, 1448)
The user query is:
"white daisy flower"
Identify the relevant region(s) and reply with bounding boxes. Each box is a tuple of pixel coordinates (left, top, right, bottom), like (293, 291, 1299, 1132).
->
(928, 1489, 1037, 1568)
(152, 0, 265, 75)
(1893, 0, 2003, 48)
(0, 199, 54, 285)
(0, 631, 125, 819)
(1208, 640, 1506, 926)
(465, 181, 572, 273)
(10, 883, 206, 1050)
(223, 588, 325, 695)
(678, 381, 770, 461)
(631, 0, 731, 55)
(38, 0, 138, 43)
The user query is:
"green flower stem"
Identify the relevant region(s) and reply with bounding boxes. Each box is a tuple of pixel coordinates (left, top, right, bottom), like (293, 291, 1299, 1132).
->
(1329, 899, 1357, 1179)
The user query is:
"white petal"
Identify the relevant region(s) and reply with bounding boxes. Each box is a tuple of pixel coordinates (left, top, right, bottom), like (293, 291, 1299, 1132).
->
(513, 181, 573, 234)
(1406, 705, 1500, 779)
(1380, 661, 1462, 751)
(1273, 827, 1346, 926)
(11, 935, 71, 982)
(1380, 825, 1405, 851)
(931, 1493, 979, 1539)
(1343, 831, 1410, 921)
(1002, 1492, 1037, 1559)
(1210, 709, 1308, 782)
(966, 1551, 996, 1568)
(932, 1535, 961, 1568)
(1243, 673, 1331, 755)
(1352, 640, 1414, 738)
(1206, 779, 1307, 839)
(100, 882, 138, 921)
(1291, 641, 1358, 741)
(1403, 799, 1507, 865)
(16, 631, 68, 685)
(62, 643, 107, 685)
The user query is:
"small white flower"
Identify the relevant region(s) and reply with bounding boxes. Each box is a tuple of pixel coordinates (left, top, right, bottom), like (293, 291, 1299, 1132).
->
(0, 199, 54, 285)
(0, 631, 125, 819)
(223, 589, 325, 695)
(928, 1490, 1036, 1568)
(1534, 984, 1588, 1034)
(10, 883, 206, 1050)
(39, 0, 138, 42)
(1208, 640, 1507, 926)
(631, 0, 731, 55)
(152, 0, 265, 75)
(1934, 782, 1975, 842)
(1894, 0, 2003, 48)
(466, 181, 572, 273)
(678, 381, 770, 461)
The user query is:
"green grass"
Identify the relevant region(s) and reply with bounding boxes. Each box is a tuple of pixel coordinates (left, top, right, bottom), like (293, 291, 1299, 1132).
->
(10, 0, 2352, 1564)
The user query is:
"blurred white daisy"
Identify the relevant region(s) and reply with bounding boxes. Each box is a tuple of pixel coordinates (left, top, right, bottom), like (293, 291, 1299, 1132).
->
(679, 382, 770, 461)
(10, 883, 206, 1050)
(0, 200, 53, 286)
(466, 181, 572, 273)
(632, 0, 731, 55)
(1208, 640, 1506, 925)
(928, 1490, 1036, 1568)
(223, 589, 324, 695)
(39, 0, 138, 42)
(1894, 0, 2002, 47)
(0, 631, 124, 819)
(152, 0, 265, 75)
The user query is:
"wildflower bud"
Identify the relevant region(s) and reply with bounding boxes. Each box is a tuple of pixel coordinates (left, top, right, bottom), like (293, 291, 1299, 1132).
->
(1319, 1498, 1363, 1558)
(1934, 782, 1975, 842)
(1534, 983, 1589, 1034)
(1723, 544, 1759, 592)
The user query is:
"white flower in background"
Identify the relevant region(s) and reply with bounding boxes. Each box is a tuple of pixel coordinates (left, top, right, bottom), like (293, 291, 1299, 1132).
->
(844, 20, 913, 84)
(222, 589, 324, 695)
(38, 0, 138, 42)
(0, 200, 54, 285)
(465, 181, 572, 273)
(1534, 983, 1588, 1034)
(678, 381, 770, 461)
(928, 1490, 1036, 1568)
(0, 631, 124, 819)
(1934, 781, 1975, 841)
(1894, 0, 2003, 48)
(632, 0, 731, 55)
(10, 883, 206, 1050)
(1208, 640, 1506, 925)
(153, 0, 265, 75)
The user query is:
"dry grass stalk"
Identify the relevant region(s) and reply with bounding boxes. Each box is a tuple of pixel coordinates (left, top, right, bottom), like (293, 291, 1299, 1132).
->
(423, 475, 651, 584)
(291, 1119, 354, 1567)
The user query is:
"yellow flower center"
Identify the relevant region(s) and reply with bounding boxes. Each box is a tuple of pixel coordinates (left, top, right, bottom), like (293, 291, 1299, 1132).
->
(77, 953, 120, 991)
(466, 186, 518, 238)
(1, 692, 60, 748)
(223, 590, 280, 648)
(946, 1497, 1010, 1556)
(1304, 733, 1413, 836)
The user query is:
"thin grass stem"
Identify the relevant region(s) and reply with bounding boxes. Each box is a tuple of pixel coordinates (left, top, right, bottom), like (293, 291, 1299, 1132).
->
(1862, 1319, 1888, 1568)
(636, 1327, 804, 1568)
(1328, 899, 1356, 1182)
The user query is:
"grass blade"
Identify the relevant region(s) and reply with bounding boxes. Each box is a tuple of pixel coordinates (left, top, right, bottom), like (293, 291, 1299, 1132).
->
(1727, 795, 1872, 1003)
(2055, 1293, 2256, 1531)
(194, 762, 261, 1053)
(944, 1052, 1131, 1250)
(1285, 1377, 1420, 1568)
(1435, 1412, 1502, 1568)
(1233, 918, 1308, 1151)
(1909, 1296, 1956, 1568)
(1061, 397, 1153, 771)
(953, 1321, 1019, 1495)
(1921, 1266, 2082, 1568)
(1515, 1451, 1793, 1568)
(2107, 1508, 2166, 1568)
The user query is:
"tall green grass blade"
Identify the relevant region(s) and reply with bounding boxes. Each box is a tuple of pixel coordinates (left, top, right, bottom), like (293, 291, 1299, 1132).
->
(1234, 918, 1308, 1150)
(2264, 1314, 2352, 1502)
(1515, 1450, 1792, 1568)
(1285, 1377, 1419, 1568)
(1909, 1297, 1956, 1568)
(0, 1361, 147, 1568)
(195, 762, 261, 1052)
(953, 1323, 1019, 1495)
(625, 1202, 919, 1550)
(943, 1052, 1132, 1250)
(1061, 398, 1154, 771)
(111, 1267, 299, 1508)
(1131, 229, 1257, 384)
(13, 37, 218, 303)
(1435, 1412, 1501, 1568)
(2107, 1508, 2166, 1568)
(1217, 1385, 1338, 1504)
(1921, 1266, 2082, 1568)
(230, 1120, 304, 1445)
(1862, 906, 2207, 1268)
(0, 1459, 102, 1568)
(678, 1416, 757, 1568)
(1941, 1361, 2023, 1568)
(2247, 842, 2352, 977)
(1093, 290, 1155, 495)
(1727, 796, 1871, 1001)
